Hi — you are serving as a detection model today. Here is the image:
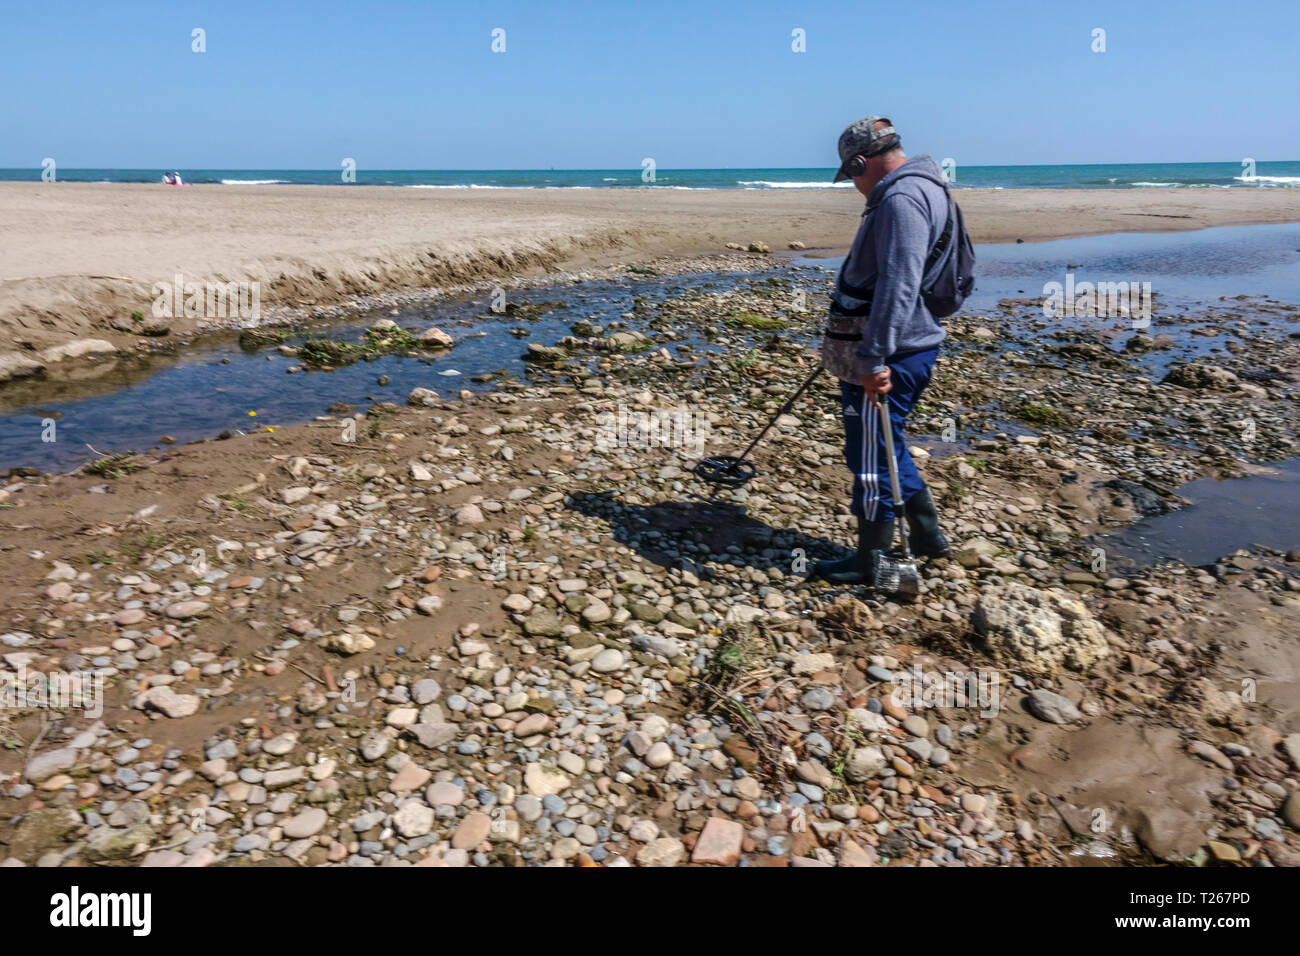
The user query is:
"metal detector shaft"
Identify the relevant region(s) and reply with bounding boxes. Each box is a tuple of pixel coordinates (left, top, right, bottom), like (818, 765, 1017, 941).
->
(875, 394, 913, 560)
(731, 365, 823, 464)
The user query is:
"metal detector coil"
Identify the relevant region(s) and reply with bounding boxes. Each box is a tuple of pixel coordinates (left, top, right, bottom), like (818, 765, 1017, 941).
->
(692, 455, 756, 487)
(691, 365, 823, 487)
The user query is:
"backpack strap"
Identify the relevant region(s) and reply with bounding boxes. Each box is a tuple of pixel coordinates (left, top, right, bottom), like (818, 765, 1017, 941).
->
(836, 172, 953, 304)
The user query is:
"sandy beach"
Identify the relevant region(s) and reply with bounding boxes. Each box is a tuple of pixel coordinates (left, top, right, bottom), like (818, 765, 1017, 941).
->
(4, 182, 1300, 355)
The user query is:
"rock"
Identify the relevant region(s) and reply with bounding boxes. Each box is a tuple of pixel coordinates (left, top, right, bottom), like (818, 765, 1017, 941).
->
(747, 241, 770, 254)
(263, 732, 298, 756)
(524, 343, 567, 364)
(0, 351, 45, 383)
(455, 503, 485, 525)
(389, 762, 431, 792)
(1161, 363, 1239, 391)
(591, 648, 625, 673)
(418, 328, 454, 349)
(846, 746, 886, 783)
(961, 794, 987, 814)
(901, 715, 930, 737)
(142, 686, 200, 718)
(1026, 689, 1081, 724)
(164, 601, 209, 620)
(415, 595, 443, 615)
(631, 633, 683, 659)
(791, 653, 835, 677)
(9, 808, 80, 862)
(840, 839, 877, 867)
(522, 608, 562, 637)
(321, 632, 375, 655)
(84, 823, 154, 862)
(426, 782, 466, 807)
(135, 316, 171, 336)
(407, 387, 438, 406)
(264, 767, 305, 789)
(283, 808, 328, 839)
(392, 801, 435, 838)
(1282, 734, 1300, 772)
(1207, 840, 1241, 863)
(523, 762, 571, 797)
(637, 837, 685, 867)
(645, 742, 673, 768)
(1135, 807, 1205, 862)
(451, 812, 491, 849)
(972, 582, 1110, 677)
(692, 817, 744, 865)
(1282, 793, 1300, 831)
(502, 593, 533, 613)
(41, 338, 118, 364)
(411, 678, 441, 704)
(1188, 740, 1234, 772)
(25, 748, 78, 783)
(514, 712, 550, 736)
(1194, 679, 1242, 727)
(407, 723, 457, 749)
(581, 598, 612, 623)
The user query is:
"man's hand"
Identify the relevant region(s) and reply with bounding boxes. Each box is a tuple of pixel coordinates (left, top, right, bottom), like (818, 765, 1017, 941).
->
(862, 367, 892, 403)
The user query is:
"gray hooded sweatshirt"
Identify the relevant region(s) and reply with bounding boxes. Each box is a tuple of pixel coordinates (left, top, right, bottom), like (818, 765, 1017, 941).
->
(832, 153, 949, 378)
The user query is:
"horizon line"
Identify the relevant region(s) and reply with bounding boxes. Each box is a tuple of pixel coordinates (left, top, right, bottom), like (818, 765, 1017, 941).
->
(2, 159, 1297, 172)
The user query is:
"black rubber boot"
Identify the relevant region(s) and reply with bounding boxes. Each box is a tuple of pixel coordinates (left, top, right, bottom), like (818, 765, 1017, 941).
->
(904, 487, 950, 558)
(811, 518, 895, 585)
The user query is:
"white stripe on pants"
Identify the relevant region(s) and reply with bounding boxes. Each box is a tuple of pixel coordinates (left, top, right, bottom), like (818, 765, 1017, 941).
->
(858, 393, 882, 521)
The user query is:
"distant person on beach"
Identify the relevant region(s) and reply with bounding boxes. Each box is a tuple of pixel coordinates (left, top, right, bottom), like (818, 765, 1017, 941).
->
(162, 172, 174, 185)
(812, 115, 953, 584)
(171, 171, 184, 186)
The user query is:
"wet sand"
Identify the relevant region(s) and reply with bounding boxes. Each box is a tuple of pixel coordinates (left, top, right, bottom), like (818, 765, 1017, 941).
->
(3, 182, 1300, 354)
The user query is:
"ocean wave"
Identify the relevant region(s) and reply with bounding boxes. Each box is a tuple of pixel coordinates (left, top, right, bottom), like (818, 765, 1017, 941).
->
(1235, 175, 1300, 185)
(220, 179, 290, 185)
(737, 180, 852, 189)
(1128, 182, 1233, 189)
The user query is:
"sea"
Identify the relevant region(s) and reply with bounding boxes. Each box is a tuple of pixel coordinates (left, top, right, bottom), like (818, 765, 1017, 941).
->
(3, 161, 1299, 190)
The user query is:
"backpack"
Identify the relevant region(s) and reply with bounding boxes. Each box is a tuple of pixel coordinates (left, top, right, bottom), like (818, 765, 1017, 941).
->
(834, 172, 975, 319)
(917, 179, 976, 318)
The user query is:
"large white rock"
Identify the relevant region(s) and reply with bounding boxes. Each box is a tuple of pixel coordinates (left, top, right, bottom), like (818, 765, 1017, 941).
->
(40, 339, 118, 363)
(972, 582, 1110, 677)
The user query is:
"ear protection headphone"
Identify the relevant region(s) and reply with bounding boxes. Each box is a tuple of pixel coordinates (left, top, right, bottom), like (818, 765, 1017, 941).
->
(843, 154, 868, 179)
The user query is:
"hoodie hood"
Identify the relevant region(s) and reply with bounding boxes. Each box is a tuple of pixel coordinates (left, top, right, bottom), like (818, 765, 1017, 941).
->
(866, 154, 948, 209)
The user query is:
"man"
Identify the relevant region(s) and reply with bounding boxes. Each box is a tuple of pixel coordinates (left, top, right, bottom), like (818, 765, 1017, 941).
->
(813, 115, 951, 584)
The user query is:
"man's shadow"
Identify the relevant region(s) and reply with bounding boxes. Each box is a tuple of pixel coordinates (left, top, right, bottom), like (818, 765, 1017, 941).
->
(565, 489, 848, 582)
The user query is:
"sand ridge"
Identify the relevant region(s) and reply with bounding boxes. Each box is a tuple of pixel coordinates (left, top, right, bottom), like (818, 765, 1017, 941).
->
(2, 181, 1300, 354)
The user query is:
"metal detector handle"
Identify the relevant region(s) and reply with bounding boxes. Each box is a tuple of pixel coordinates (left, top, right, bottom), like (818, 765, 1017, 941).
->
(731, 364, 823, 464)
(875, 394, 912, 560)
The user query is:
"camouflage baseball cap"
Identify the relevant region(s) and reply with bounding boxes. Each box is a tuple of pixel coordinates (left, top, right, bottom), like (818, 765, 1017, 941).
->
(832, 116, 900, 182)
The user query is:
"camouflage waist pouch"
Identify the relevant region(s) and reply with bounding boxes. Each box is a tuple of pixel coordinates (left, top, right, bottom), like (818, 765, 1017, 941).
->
(819, 302, 869, 384)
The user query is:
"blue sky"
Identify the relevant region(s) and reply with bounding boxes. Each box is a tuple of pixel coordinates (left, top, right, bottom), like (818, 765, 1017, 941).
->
(2, 0, 1296, 169)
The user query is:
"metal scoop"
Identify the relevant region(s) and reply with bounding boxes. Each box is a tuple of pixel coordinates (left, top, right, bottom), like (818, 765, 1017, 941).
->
(872, 395, 920, 600)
